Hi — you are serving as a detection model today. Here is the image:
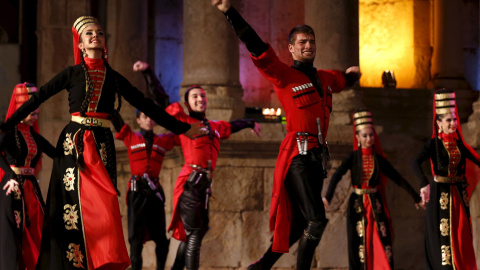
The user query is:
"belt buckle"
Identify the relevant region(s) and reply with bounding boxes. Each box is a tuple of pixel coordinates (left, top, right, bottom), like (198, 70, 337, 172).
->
(81, 117, 101, 127)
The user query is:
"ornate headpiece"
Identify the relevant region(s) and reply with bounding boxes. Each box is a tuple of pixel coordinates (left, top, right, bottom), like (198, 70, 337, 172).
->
(434, 90, 456, 115)
(353, 109, 373, 132)
(11, 83, 37, 111)
(72, 16, 107, 65)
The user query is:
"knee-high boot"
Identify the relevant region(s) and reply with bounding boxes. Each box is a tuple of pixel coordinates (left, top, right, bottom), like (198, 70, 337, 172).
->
(156, 238, 170, 270)
(297, 220, 327, 270)
(171, 241, 186, 270)
(185, 230, 205, 270)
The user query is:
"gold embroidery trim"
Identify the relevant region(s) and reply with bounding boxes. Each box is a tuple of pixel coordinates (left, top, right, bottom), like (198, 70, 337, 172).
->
(63, 168, 76, 191)
(441, 245, 452, 265)
(440, 192, 449, 210)
(440, 218, 449, 237)
(359, 244, 365, 263)
(63, 204, 79, 230)
(63, 133, 74, 155)
(356, 221, 363, 237)
(66, 243, 85, 268)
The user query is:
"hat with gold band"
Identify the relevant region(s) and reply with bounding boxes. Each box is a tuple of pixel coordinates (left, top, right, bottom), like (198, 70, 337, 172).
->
(13, 83, 37, 111)
(73, 16, 100, 36)
(353, 109, 373, 132)
(434, 91, 456, 115)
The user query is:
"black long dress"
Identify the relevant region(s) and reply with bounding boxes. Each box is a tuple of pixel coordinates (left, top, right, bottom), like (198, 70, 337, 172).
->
(412, 136, 480, 269)
(0, 124, 55, 270)
(325, 148, 420, 270)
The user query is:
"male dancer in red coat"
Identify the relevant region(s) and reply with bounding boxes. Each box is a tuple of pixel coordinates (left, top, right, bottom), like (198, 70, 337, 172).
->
(138, 61, 261, 270)
(111, 61, 179, 270)
(213, 1, 361, 269)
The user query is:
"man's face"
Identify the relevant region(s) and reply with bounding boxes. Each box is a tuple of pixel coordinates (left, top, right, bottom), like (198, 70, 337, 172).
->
(288, 32, 316, 63)
(136, 112, 155, 131)
(186, 88, 207, 113)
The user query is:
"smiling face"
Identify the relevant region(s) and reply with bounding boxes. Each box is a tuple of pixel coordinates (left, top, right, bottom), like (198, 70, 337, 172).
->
(22, 108, 40, 126)
(77, 24, 105, 54)
(288, 32, 316, 63)
(356, 127, 375, 149)
(136, 112, 155, 131)
(436, 113, 457, 135)
(186, 88, 207, 113)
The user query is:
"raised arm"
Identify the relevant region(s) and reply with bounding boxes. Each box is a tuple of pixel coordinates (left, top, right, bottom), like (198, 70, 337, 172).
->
(133, 61, 170, 108)
(212, 0, 268, 57)
(114, 70, 205, 139)
(36, 133, 57, 159)
(0, 68, 73, 133)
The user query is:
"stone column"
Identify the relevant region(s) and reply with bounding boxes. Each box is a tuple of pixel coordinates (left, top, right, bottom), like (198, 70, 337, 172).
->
(36, 0, 92, 194)
(106, 1, 148, 125)
(182, 0, 244, 121)
(305, 0, 362, 128)
(431, 0, 470, 89)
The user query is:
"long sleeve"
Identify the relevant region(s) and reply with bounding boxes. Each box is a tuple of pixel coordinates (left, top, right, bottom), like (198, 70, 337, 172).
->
(36, 133, 56, 159)
(223, 7, 269, 57)
(229, 119, 255, 134)
(412, 139, 432, 188)
(0, 134, 15, 180)
(142, 66, 170, 108)
(0, 67, 73, 132)
(325, 152, 354, 202)
(378, 155, 421, 203)
(114, 70, 190, 135)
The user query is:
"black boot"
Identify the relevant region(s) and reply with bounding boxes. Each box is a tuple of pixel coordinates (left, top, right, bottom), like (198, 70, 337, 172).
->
(156, 238, 170, 270)
(185, 230, 205, 270)
(171, 241, 186, 270)
(296, 221, 327, 270)
(247, 245, 284, 270)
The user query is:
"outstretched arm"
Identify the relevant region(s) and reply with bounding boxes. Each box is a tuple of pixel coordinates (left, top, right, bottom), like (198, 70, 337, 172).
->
(378, 155, 422, 207)
(324, 152, 355, 205)
(212, 0, 268, 57)
(230, 119, 261, 137)
(133, 61, 170, 108)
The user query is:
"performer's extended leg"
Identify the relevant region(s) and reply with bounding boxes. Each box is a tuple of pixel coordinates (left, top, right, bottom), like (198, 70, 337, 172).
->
(179, 185, 209, 270)
(248, 204, 307, 270)
(285, 149, 328, 270)
(171, 241, 186, 270)
(128, 191, 147, 270)
(146, 188, 170, 270)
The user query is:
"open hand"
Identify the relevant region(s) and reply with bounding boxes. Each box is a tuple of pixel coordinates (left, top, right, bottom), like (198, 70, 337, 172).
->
(346, 66, 362, 79)
(322, 197, 330, 209)
(419, 184, 430, 208)
(133, 61, 149, 72)
(184, 122, 208, 140)
(211, 0, 231, 13)
(251, 122, 261, 137)
(3, 179, 19, 196)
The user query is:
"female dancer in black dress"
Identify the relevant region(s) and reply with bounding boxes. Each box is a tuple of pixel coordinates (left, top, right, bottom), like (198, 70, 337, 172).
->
(0, 17, 204, 270)
(0, 83, 56, 270)
(324, 109, 421, 270)
(412, 89, 480, 269)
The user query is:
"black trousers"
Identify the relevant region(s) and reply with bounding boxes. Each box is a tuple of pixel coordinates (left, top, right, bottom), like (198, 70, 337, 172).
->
(128, 179, 168, 270)
(252, 148, 327, 270)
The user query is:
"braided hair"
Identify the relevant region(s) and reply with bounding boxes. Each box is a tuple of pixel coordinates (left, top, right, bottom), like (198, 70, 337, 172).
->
(434, 114, 446, 172)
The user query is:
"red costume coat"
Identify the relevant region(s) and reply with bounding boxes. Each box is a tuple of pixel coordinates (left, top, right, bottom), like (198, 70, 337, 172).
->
(115, 124, 177, 196)
(165, 103, 231, 242)
(250, 45, 347, 253)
